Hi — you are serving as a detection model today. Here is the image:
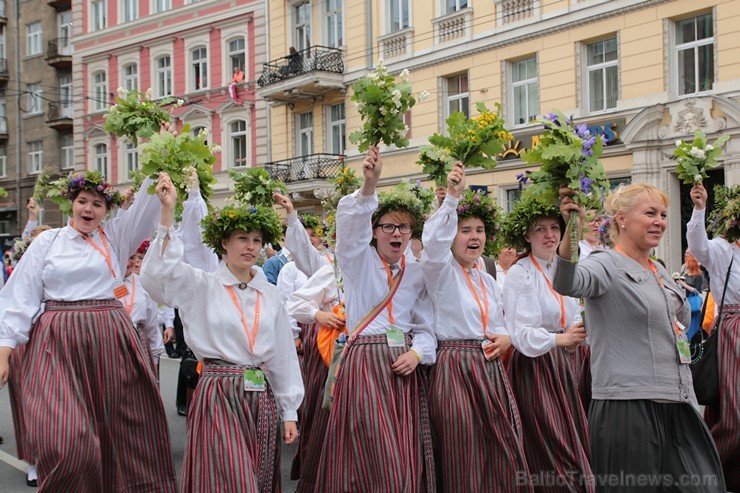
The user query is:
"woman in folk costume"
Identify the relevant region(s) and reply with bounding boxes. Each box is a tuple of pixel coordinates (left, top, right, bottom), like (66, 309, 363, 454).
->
(687, 183, 740, 490)
(421, 163, 531, 492)
(555, 183, 725, 492)
(140, 181, 303, 493)
(0, 171, 176, 492)
(500, 197, 592, 493)
(314, 147, 437, 493)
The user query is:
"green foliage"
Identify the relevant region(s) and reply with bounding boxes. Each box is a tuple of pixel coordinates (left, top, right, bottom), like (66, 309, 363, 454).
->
(455, 189, 503, 256)
(39, 170, 123, 216)
(500, 198, 561, 253)
(0, 187, 7, 199)
(674, 130, 730, 184)
(201, 204, 283, 256)
(229, 167, 287, 208)
(103, 88, 178, 146)
(373, 183, 427, 239)
(707, 185, 739, 242)
(418, 145, 457, 187)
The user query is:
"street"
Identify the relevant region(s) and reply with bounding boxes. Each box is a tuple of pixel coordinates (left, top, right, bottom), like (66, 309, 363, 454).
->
(0, 356, 299, 492)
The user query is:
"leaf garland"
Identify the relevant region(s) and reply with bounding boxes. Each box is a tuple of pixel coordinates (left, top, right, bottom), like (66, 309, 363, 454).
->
(674, 130, 730, 184)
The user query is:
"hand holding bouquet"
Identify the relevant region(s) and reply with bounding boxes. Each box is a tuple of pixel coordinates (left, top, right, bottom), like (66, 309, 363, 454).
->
(229, 167, 287, 208)
(104, 88, 184, 146)
(674, 130, 730, 184)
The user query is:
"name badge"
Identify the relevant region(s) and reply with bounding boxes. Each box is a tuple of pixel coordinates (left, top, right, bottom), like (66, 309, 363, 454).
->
(385, 326, 406, 348)
(243, 369, 266, 392)
(113, 283, 129, 299)
(677, 341, 691, 364)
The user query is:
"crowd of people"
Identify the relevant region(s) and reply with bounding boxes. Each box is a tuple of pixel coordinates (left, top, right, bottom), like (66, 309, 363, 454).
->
(0, 147, 737, 493)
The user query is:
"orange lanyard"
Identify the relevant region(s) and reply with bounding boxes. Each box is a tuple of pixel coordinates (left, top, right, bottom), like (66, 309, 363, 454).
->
(381, 256, 406, 325)
(460, 264, 489, 334)
(72, 224, 117, 279)
(226, 286, 261, 352)
(529, 254, 566, 329)
(124, 276, 136, 315)
(614, 246, 681, 336)
(325, 254, 333, 265)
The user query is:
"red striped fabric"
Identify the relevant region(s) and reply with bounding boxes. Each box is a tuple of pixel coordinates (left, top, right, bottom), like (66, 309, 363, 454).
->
(23, 300, 176, 492)
(704, 304, 740, 490)
(507, 348, 594, 493)
(291, 322, 331, 492)
(578, 345, 592, 413)
(291, 321, 314, 480)
(430, 341, 532, 492)
(8, 343, 35, 463)
(181, 363, 281, 493)
(314, 334, 435, 493)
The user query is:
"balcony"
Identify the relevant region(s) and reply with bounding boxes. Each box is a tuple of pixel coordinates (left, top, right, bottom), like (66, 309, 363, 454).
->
(495, 0, 537, 27)
(46, 102, 73, 130)
(0, 59, 7, 83)
(433, 8, 473, 45)
(0, 0, 6, 23)
(46, 0, 71, 10)
(257, 46, 344, 104)
(264, 153, 345, 184)
(378, 27, 414, 61)
(0, 116, 7, 139)
(46, 38, 72, 68)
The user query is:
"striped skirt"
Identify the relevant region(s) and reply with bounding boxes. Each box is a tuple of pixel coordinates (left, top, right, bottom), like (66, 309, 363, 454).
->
(181, 362, 281, 493)
(23, 299, 176, 493)
(314, 334, 436, 493)
(291, 323, 331, 492)
(429, 341, 531, 493)
(704, 304, 740, 490)
(8, 343, 35, 463)
(508, 348, 593, 493)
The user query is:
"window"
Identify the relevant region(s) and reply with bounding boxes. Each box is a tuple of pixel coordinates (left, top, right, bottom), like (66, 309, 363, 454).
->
(325, 0, 343, 48)
(445, 0, 468, 14)
(192, 126, 207, 144)
(0, 145, 6, 178)
(676, 13, 714, 95)
(90, 0, 107, 31)
(60, 134, 74, 169)
(294, 2, 311, 51)
(92, 71, 107, 111)
(153, 0, 171, 14)
(230, 120, 247, 167)
(94, 143, 108, 179)
(59, 74, 73, 117)
(298, 112, 313, 155)
(123, 63, 138, 91)
(0, 26, 6, 59)
(511, 56, 538, 126)
(28, 141, 43, 174)
(125, 143, 138, 180)
(121, 0, 138, 23)
(26, 22, 42, 56)
(26, 83, 43, 115)
(585, 37, 618, 113)
(329, 103, 345, 154)
(444, 74, 470, 124)
(58, 11, 72, 54)
(389, 0, 410, 32)
(0, 101, 5, 134)
(156, 56, 172, 98)
(506, 189, 521, 212)
(227, 38, 245, 73)
(191, 47, 208, 90)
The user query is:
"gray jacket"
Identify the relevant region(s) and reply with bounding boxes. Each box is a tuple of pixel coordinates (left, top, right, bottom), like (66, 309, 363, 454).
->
(553, 250, 697, 407)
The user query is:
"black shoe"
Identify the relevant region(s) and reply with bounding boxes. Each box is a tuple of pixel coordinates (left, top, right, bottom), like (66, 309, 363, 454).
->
(177, 406, 187, 416)
(26, 478, 38, 487)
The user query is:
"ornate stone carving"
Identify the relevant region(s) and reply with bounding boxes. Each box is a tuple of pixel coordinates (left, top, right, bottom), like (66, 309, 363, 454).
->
(673, 99, 707, 135)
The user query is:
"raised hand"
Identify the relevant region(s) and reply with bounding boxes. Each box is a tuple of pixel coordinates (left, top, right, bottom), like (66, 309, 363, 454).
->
(447, 162, 465, 198)
(690, 183, 707, 210)
(273, 192, 295, 214)
(27, 197, 40, 221)
(359, 146, 382, 196)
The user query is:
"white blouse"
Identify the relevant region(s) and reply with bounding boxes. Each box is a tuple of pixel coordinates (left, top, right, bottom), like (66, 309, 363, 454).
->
(503, 254, 582, 357)
(421, 195, 508, 341)
(276, 261, 308, 338)
(335, 190, 436, 364)
(687, 208, 739, 305)
(140, 225, 304, 421)
(287, 264, 343, 325)
(123, 273, 164, 360)
(177, 189, 219, 273)
(0, 178, 160, 348)
(285, 213, 331, 278)
(579, 239, 596, 260)
(158, 305, 175, 328)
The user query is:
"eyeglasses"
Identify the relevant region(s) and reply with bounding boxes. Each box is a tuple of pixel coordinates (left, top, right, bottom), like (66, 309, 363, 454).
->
(375, 223, 413, 235)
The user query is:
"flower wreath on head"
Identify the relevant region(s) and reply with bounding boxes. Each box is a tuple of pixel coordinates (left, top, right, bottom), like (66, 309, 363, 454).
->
(298, 213, 323, 238)
(201, 204, 283, 256)
(499, 198, 562, 253)
(373, 185, 427, 239)
(456, 189, 502, 256)
(707, 185, 740, 243)
(10, 236, 34, 263)
(43, 171, 124, 216)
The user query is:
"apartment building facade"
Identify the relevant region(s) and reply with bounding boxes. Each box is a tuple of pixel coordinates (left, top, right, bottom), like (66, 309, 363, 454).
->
(257, 0, 740, 270)
(72, 0, 267, 202)
(0, 0, 73, 246)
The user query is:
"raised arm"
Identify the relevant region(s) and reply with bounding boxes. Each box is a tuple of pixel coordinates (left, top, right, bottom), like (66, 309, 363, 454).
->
(178, 187, 219, 273)
(275, 192, 328, 277)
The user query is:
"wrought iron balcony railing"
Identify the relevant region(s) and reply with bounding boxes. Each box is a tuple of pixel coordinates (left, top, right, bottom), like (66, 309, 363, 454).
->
(47, 102, 73, 121)
(257, 46, 343, 88)
(263, 153, 346, 183)
(0, 59, 8, 77)
(0, 116, 7, 135)
(47, 38, 72, 59)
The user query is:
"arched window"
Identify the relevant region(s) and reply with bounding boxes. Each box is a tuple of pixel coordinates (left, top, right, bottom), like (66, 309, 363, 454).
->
(191, 47, 208, 90)
(230, 120, 247, 167)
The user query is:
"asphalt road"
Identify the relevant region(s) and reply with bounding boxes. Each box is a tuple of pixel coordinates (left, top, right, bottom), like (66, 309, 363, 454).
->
(0, 356, 299, 492)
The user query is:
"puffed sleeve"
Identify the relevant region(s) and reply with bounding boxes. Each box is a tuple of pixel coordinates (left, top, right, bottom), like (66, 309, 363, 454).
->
(105, 177, 160, 274)
(287, 265, 337, 324)
(177, 189, 219, 273)
(686, 208, 725, 271)
(335, 190, 377, 278)
(285, 213, 329, 278)
(139, 224, 204, 310)
(143, 290, 165, 360)
(486, 274, 509, 337)
(21, 219, 38, 238)
(264, 302, 305, 422)
(503, 264, 557, 358)
(158, 305, 175, 327)
(421, 195, 458, 291)
(276, 264, 301, 338)
(409, 287, 437, 365)
(0, 229, 57, 348)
